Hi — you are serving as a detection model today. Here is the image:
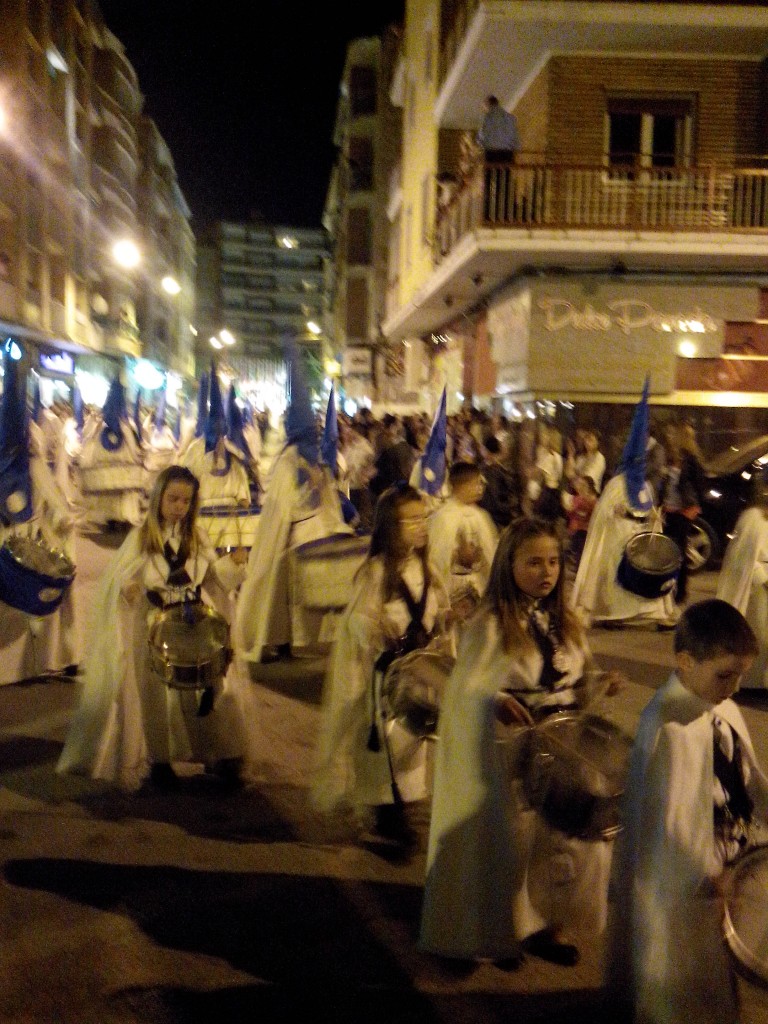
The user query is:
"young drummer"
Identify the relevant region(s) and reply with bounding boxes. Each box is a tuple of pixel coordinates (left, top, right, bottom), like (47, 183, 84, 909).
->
(606, 599, 767, 1024)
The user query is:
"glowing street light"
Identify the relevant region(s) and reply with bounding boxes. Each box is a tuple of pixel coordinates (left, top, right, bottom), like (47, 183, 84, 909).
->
(209, 336, 223, 350)
(161, 275, 181, 295)
(112, 239, 141, 269)
(219, 329, 235, 346)
(306, 320, 322, 336)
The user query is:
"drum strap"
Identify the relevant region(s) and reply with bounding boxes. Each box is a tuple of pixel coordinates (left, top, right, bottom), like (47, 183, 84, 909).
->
(528, 612, 567, 692)
(713, 718, 753, 828)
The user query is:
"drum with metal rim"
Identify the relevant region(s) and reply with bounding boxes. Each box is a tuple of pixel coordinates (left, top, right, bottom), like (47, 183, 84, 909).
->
(724, 844, 768, 987)
(380, 645, 456, 740)
(523, 711, 633, 840)
(618, 531, 682, 600)
(0, 534, 75, 616)
(148, 601, 231, 690)
(291, 533, 369, 611)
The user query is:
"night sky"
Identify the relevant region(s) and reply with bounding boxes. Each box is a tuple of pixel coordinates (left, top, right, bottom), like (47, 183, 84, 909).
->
(97, 1, 405, 231)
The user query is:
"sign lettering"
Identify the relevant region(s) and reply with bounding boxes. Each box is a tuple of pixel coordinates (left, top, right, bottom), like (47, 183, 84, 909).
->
(537, 297, 718, 336)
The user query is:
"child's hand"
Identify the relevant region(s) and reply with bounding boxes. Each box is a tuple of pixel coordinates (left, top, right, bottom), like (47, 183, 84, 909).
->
(602, 669, 628, 697)
(121, 578, 141, 602)
(230, 547, 248, 565)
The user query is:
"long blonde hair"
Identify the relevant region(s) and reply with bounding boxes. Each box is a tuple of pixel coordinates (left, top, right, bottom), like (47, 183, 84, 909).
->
(138, 465, 201, 559)
(484, 516, 583, 654)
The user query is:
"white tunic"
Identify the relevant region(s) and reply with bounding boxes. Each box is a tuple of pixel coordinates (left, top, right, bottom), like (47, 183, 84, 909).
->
(56, 523, 255, 792)
(311, 553, 450, 814)
(233, 446, 350, 662)
(570, 472, 677, 627)
(716, 506, 768, 689)
(0, 453, 79, 684)
(420, 610, 611, 959)
(606, 674, 768, 1024)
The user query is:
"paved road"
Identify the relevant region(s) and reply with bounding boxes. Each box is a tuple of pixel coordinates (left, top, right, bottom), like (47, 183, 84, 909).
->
(2, 554, 768, 1023)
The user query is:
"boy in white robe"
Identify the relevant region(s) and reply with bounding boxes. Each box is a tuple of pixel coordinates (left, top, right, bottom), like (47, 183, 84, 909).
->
(606, 599, 768, 1024)
(427, 461, 498, 640)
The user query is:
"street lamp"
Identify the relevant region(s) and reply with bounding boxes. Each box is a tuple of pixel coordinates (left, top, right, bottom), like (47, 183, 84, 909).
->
(306, 320, 322, 336)
(219, 329, 235, 346)
(161, 275, 181, 295)
(112, 239, 140, 269)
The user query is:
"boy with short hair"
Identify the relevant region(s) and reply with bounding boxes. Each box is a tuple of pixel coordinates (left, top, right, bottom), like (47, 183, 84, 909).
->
(606, 599, 767, 1024)
(427, 461, 498, 635)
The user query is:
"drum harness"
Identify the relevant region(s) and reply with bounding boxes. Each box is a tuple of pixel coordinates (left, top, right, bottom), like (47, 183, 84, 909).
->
(367, 575, 433, 805)
(147, 541, 216, 717)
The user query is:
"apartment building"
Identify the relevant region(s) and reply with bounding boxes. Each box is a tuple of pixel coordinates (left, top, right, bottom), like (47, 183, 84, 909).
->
(195, 221, 330, 408)
(323, 28, 403, 406)
(0, 0, 194, 401)
(384, 0, 768, 449)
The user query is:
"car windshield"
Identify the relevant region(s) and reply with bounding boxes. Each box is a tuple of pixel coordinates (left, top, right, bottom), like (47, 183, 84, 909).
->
(704, 435, 768, 475)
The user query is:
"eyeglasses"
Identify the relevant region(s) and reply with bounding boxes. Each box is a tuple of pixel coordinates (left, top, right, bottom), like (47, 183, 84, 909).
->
(398, 515, 428, 527)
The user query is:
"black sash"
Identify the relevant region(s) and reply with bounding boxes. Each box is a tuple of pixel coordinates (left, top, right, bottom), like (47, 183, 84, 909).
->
(528, 612, 567, 692)
(714, 721, 753, 826)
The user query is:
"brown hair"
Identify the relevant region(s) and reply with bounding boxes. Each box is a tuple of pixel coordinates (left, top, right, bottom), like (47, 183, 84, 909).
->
(368, 481, 431, 600)
(139, 465, 201, 560)
(675, 599, 757, 661)
(484, 516, 583, 654)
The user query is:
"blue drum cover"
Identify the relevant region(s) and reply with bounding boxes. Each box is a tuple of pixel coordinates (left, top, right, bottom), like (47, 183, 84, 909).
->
(0, 543, 75, 615)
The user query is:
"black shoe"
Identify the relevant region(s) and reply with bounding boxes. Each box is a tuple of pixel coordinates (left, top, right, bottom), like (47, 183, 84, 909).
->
(63, 664, 79, 678)
(149, 762, 180, 790)
(494, 954, 524, 971)
(373, 803, 418, 850)
(522, 929, 579, 967)
(214, 757, 245, 792)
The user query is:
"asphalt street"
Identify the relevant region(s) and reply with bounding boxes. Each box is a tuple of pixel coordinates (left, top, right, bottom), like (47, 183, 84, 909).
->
(2, 539, 768, 1024)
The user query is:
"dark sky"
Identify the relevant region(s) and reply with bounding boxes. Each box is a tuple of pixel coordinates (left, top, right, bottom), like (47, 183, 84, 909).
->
(97, 1, 405, 230)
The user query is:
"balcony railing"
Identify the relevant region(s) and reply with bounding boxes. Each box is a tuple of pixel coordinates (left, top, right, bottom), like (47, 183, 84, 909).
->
(434, 155, 768, 262)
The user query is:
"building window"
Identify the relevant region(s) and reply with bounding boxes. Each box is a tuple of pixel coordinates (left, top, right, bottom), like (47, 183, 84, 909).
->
(348, 136, 373, 191)
(347, 207, 371, 265)
(346, 277, 369, 339)
(606, 96, 694, 169)
(349, 65, 376, 116)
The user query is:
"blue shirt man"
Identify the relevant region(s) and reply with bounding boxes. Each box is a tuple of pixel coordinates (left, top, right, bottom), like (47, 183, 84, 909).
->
(477, 95, 521, 159)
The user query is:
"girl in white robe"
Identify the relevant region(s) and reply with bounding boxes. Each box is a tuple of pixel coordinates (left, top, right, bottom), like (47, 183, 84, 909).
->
(421, 517, 619, 966)
(312, 483, 451, 849)
(716, 500, 768, 688)
(57, 465, 255, 792)
(571, 471, 677, 628)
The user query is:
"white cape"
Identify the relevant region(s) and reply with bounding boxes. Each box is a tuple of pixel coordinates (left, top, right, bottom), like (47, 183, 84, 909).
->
(716, 506, 768, 688)
(570, 473, 676, 626)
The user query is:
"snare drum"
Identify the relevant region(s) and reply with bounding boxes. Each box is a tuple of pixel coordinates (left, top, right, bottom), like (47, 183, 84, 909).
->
(523, 711, 633, 840)
(0, 534, 75, 616)
(148, 601, 231, 690)
(380, 645, 456, 740)
(291, 533, 369, 611)
(198, 502, 261, 551)
(724, 845, 768, 987)
(618, 531, 682, 600)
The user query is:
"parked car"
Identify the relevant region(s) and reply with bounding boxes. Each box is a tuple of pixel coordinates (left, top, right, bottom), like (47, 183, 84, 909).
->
(686, 435, 768, 572)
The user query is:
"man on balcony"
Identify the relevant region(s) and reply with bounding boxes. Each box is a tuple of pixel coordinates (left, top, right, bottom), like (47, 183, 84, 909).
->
(477, 96, 521, 222)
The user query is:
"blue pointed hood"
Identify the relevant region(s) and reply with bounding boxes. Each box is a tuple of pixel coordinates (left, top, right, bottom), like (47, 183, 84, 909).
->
(0, 341, 33, 524)
(133, 389, 143, 445)
(618, 375, 653, 512)
(204, 365, 227, 453)
(227, 384, 250, 461)
(321, 384, 339, 477)
(155, 385, 167, 431)
(72, 383, 84, 437)
(419, 387, 448, 496)
(194, 372, 209, 438)
(284, 334, 318, 465)
(100, 376, 127, 452)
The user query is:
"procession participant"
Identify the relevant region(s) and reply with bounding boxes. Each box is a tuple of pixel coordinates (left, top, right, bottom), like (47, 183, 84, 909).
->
(142, 386, 177, 487)
(233, 336, 351, 665)
(716, 485, 768, 688)
(180, 367, 251, 510)
(311, 482, 451, 852)
(427, 460, 498, 644)
(420, 517, 619, 967)
(226, 383, 260, 503)
(0, 343, 79, 684)
(571, 378, 678, 630)
(57, 464, 254, 793)
(606, 600, 766, 1024)
(321, 383, 357, 527)
(73, 375, 146, 528)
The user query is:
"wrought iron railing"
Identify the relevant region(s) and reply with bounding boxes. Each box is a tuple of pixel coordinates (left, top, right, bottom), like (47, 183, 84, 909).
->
(434, 155, 768, 262)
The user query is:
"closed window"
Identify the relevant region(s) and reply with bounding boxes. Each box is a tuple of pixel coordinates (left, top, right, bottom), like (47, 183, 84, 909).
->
(606, 96, 694, 169)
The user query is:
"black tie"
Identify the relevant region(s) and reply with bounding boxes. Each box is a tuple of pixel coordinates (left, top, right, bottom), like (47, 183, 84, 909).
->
(528, 612, 566, 692)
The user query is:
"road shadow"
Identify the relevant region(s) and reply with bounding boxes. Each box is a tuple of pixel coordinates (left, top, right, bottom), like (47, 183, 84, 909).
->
(5, 857, 616, 1024)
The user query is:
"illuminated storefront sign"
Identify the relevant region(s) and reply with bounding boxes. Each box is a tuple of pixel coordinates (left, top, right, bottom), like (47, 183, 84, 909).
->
(537, 298, 718, 336)
(39, 351, 74, 375)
